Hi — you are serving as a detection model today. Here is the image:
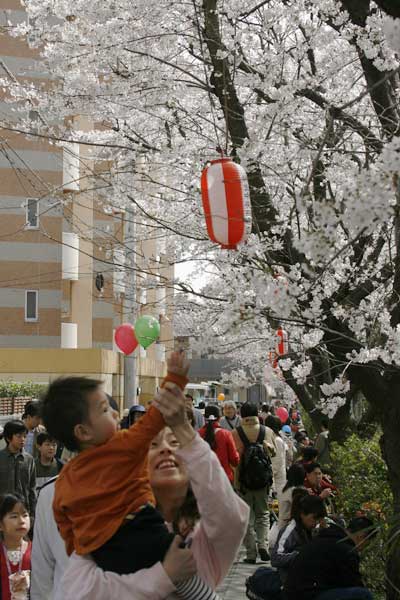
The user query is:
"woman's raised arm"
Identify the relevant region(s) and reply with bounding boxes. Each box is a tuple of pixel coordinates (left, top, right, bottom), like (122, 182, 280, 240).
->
(176, 433, 249, 587)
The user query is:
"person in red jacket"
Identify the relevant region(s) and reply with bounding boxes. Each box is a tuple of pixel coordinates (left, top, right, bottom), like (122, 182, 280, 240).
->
(304, 462, 337, 500)
(0, 493, 31, 600)
(199, 405, 240, 484)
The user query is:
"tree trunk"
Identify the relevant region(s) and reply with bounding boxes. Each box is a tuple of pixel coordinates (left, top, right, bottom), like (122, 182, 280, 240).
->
(329, 400, 353, 444)
(381, 384, 400, 600)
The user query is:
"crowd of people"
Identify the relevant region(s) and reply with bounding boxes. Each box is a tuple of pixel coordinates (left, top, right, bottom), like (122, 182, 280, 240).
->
(0, 354, 375, 600)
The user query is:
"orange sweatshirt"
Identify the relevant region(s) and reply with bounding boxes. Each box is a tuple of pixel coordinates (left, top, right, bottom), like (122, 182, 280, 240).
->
(53, 372, 188, 556)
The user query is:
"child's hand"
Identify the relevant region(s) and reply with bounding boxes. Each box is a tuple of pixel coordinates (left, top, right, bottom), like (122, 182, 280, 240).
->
(167, 351, 189, 378)
(154, 383, 188, 428)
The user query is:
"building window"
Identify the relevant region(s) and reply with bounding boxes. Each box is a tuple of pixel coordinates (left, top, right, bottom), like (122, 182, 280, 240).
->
(26, 199, 39, 229)
(25, 291, 38, 322)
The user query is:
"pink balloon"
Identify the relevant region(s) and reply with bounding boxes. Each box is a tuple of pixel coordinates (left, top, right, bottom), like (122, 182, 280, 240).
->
(114, 324, 138, 355)
(276, 406, 289, 424)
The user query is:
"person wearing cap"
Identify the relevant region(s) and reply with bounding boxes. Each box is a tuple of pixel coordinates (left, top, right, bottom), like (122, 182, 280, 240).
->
(281, 424, 295, 467)
(120, 405, 146, 429)
(198, 405, 240, 484)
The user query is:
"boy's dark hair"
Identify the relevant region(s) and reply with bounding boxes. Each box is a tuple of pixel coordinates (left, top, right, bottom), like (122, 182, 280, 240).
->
(36, 432, 57, 446)
(292, 494, 327, 522)
(302, 447, 319, 462)
(240, 403, 258, 418)
(348, 516, 377, 538)
(0, 494, 28, 521)
(3, 420, 27, 444)
(41, 377, 102, 451)
(23, 400, 40, 419)
(290, 487, 309, 518)
(304, 461, 322, 474)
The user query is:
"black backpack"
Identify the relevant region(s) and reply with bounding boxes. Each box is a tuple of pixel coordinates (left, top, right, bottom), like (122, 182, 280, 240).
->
(237, 425, 273, 491)
(245, 566, 283, 600)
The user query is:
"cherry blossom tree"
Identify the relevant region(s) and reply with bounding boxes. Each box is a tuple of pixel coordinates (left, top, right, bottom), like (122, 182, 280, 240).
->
(2, 0, 400, 593)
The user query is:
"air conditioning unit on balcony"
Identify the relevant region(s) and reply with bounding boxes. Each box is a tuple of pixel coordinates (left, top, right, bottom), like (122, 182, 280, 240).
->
(61, 322, 78, 348)
(155, 343, 165, 363)
(63, 143, 80, 192)
(155, 286, 166, 316)
(62, 232, 79, 280)
(113, 248, 126, 295)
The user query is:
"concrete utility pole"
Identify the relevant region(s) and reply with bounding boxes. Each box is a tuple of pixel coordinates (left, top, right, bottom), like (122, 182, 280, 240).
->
(123, 206, 136, 409)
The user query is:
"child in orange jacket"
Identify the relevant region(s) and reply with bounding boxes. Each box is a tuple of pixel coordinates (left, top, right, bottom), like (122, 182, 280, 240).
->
(41, 353, 196, 581)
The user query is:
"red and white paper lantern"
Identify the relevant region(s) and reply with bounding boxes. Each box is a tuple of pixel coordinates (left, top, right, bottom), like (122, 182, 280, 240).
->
(276, 328, 289, 356)
(201, 157, 252, 249)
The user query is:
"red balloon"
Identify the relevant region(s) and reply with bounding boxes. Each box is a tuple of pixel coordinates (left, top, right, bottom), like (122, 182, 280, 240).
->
(276, 406, 289, 424)
(114, 324, 138, 355)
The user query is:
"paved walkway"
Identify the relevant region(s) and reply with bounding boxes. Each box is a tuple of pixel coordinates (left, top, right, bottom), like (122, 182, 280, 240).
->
(217, 548, 270, 599)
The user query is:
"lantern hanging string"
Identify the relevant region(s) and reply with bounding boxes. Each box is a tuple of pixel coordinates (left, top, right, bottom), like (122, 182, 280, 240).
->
(191, 0, 223, 154)
(221, 0, 230, 156)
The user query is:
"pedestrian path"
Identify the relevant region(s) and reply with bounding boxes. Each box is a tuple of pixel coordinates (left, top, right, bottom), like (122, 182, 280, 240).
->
(217, 548, 269, 600)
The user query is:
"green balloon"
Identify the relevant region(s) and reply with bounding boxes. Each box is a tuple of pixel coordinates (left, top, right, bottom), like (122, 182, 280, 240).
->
(134, 315, 161, 349)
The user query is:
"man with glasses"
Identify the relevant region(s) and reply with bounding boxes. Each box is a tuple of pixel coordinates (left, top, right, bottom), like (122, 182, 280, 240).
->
(35, 432, 63, 492)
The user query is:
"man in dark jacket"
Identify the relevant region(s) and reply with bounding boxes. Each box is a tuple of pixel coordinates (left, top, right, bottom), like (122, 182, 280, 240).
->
(285, 516, 375, 600)
(0, 420, 37, 516)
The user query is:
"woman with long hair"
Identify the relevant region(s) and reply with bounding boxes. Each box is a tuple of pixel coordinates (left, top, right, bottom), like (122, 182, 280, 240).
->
(279, 464, 307, 528)
(199, 405, 240, 484)
(269, 464, 307, 550)
(271, 493, 326, 584)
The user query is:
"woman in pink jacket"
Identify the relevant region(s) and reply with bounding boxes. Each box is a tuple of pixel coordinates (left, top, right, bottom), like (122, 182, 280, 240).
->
(59, 420, 249, 599)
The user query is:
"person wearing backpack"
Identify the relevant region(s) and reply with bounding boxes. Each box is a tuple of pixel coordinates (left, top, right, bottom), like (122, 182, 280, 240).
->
(232, 403, 276, 564)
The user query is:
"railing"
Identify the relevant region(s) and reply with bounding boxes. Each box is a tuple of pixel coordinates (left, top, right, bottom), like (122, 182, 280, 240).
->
(0, 397, 32, 416)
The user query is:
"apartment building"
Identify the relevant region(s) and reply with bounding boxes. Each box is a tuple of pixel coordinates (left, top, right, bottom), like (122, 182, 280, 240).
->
(0, 2, 173, 405)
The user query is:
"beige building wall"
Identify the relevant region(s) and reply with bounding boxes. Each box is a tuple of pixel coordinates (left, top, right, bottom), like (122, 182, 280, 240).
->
(0, 5, 175, 402)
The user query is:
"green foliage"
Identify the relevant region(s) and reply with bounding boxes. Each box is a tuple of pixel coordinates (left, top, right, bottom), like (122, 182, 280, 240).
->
(331, 433, 392, 599)
(0, 380, 47, 399)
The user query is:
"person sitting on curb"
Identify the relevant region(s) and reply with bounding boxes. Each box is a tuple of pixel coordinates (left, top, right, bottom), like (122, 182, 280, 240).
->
(285, 516, 376, 600)
(304, 462, 337, 501)
(271, 493, 326, 584)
